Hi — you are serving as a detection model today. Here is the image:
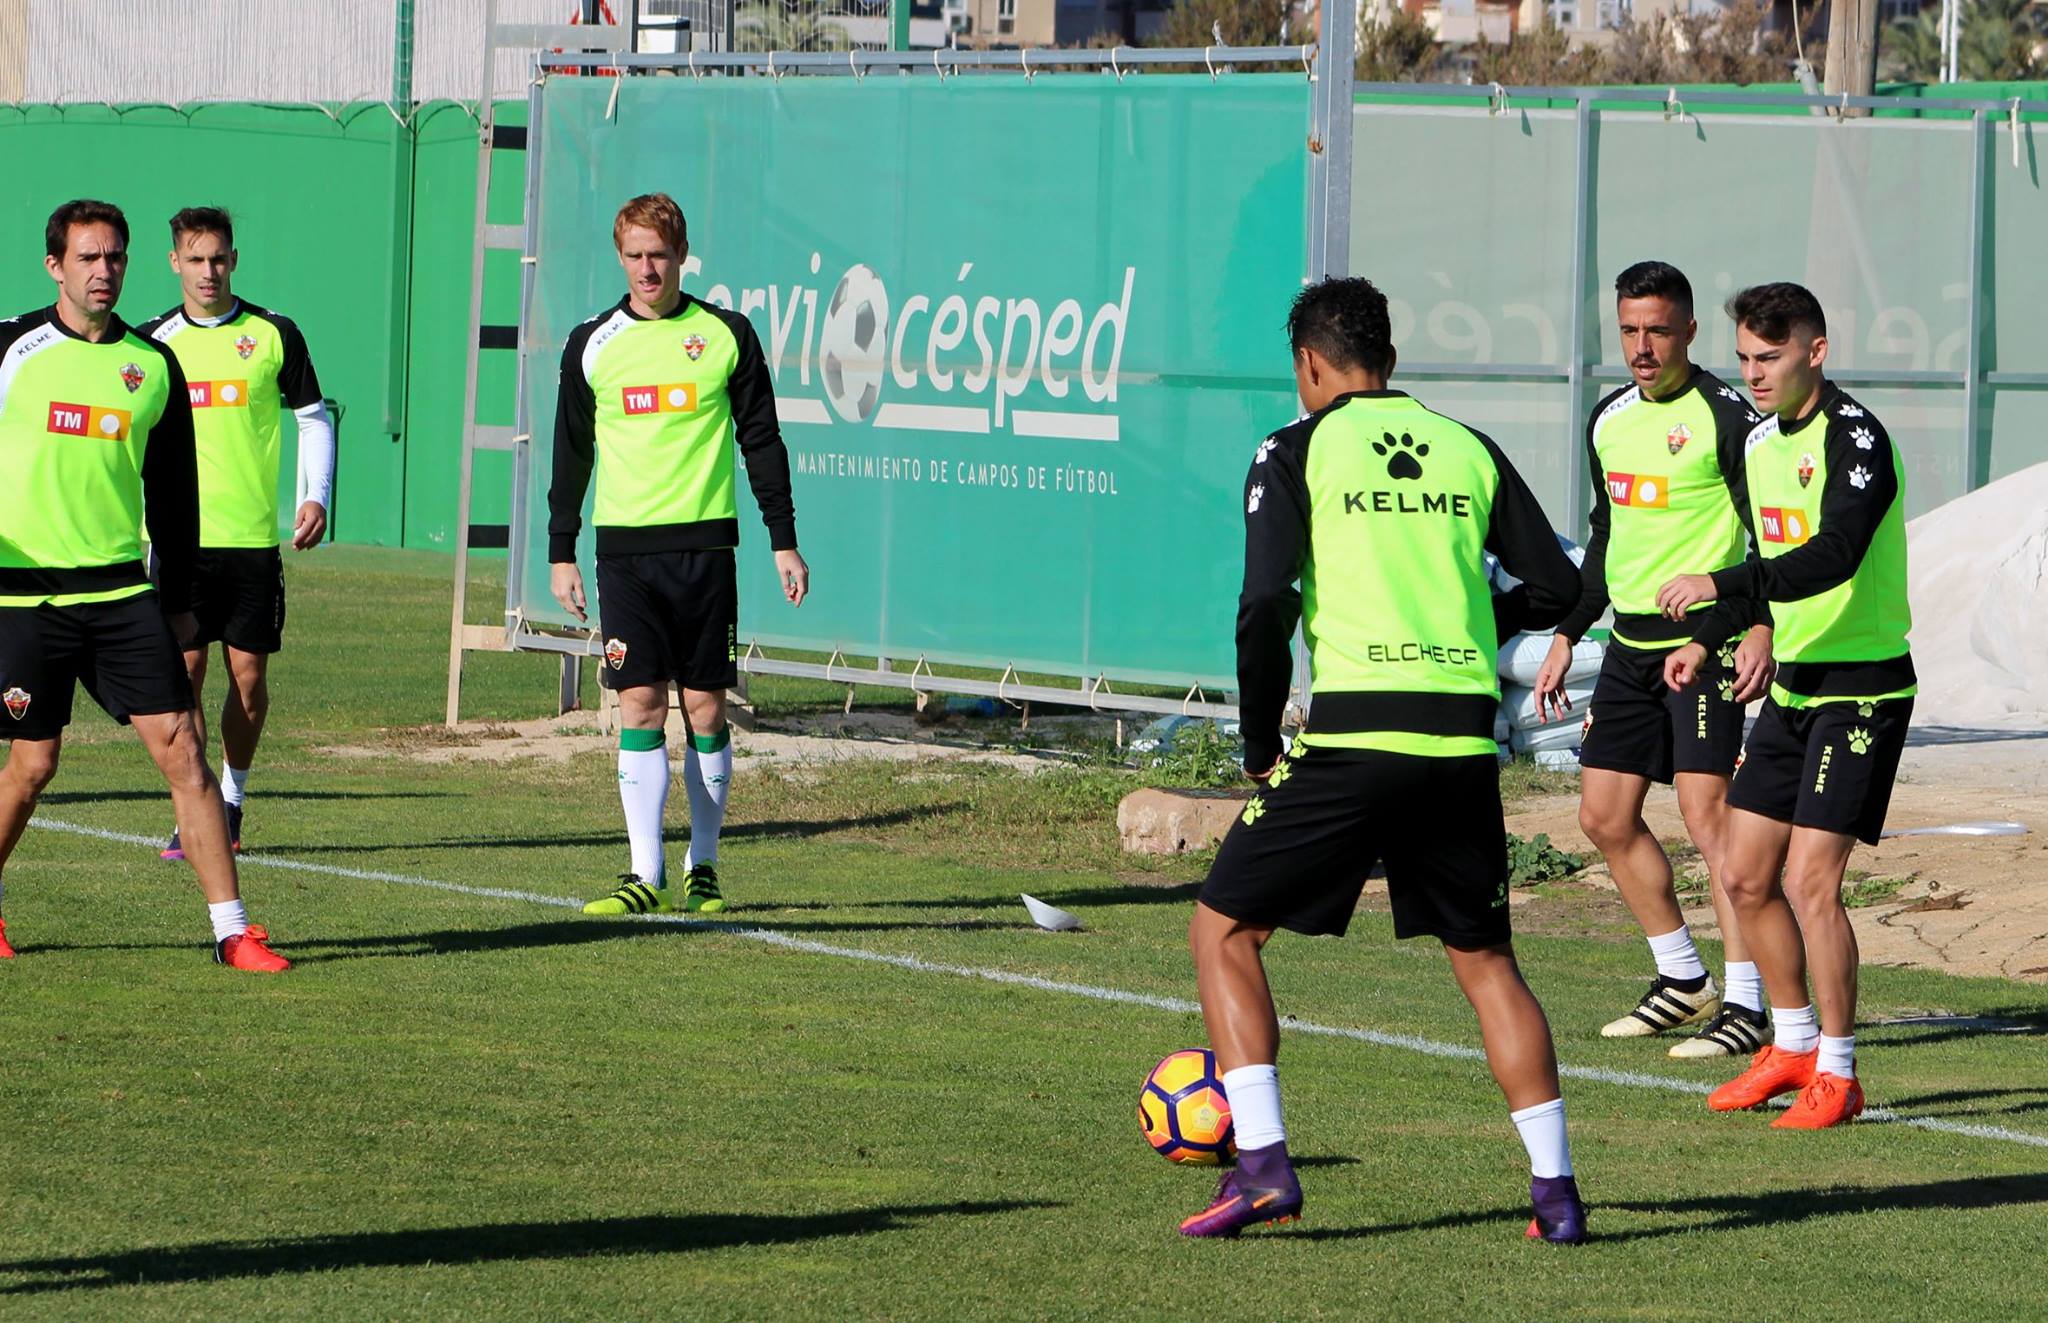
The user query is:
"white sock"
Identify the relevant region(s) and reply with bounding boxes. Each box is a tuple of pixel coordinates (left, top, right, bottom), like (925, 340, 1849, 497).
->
(1510, 1097, 1573, 1178)
(683, 730, 732, 870)
(1817, 1033, 1856, 1079)
(1647, 924, 1708, 983)
(617, 737, 670, 886)
(1772, 1003, 1820, 1054)
(1722, 961, 1764, 1013)
(1221, 1064, 1287, 1150)
(208, 898, 248, 943)
(220, 762, 249, 809)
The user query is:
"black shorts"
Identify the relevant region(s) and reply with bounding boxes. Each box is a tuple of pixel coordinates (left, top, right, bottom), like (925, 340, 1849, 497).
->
(0, 594, 194, 741)
(184, 546, 287, 654)
(1578, 638, 1745, 783)
(594, 549, 739, 692)
(1198, 745, 1511, 947)
(1727, 696, 1912, 846)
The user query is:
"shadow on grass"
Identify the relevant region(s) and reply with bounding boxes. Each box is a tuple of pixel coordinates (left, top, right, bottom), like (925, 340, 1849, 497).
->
(1862, 1008, 2048, 1049)
(815, 882, 1204, 913)
(0, 1200, 1057, 1295)
(38, 788, 454, 806)
(1597, 1172, 2048, 1238)
(1293, 1172, 2048, 1242)
(1879, 1085, 2048, 1118)
(246, 804, 966, 856)
(281, 915, 1023, 963)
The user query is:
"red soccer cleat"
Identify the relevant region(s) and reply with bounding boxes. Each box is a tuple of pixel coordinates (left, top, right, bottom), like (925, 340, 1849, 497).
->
(1773, 1072, 1865, 1129)
(0, 919, 14, 959)
(215, 924, 290, 973)
(1708, 1046, 1817, 1112)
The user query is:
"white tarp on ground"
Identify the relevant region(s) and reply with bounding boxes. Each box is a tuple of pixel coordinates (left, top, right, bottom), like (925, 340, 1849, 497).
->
(1906, 462, 2048, 729)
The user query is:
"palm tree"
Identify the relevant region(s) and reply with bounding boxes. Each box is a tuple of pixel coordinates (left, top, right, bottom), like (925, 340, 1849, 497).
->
(732, 0, 856, 51)
(1880, 0, 2047, 82)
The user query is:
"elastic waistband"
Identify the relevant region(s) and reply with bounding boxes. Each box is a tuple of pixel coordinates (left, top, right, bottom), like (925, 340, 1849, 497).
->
(1611, 610, 1714, 646)
(1305, 690, 1497, 740)
(0, 560, 148, 596)
(1774, 653, 1916, 699)
(594, 519, 740, 556)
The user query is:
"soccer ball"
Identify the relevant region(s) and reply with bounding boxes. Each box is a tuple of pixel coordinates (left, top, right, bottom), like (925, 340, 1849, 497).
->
(1138, 1048, 1236, 1164)
(819, 262, 889, 424)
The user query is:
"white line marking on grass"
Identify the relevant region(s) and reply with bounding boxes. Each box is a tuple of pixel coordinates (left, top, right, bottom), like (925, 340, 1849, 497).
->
(33, 816, 2048, 1152)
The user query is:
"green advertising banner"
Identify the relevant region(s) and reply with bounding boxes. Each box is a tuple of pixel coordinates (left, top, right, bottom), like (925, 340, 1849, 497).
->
(520, 75, 1311, 690)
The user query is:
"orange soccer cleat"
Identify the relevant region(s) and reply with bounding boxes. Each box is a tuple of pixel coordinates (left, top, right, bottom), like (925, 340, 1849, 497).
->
(0, 919, 14, 959)
(215, 924, 290, 973)
(1708, 1045, 1817, 1112)
(1773, 1072, 1865, 1130)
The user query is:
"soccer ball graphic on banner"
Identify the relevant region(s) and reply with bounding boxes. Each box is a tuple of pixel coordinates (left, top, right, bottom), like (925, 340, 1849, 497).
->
(819, 263, 890, 423)
(1138, 1048, 1236, 1164)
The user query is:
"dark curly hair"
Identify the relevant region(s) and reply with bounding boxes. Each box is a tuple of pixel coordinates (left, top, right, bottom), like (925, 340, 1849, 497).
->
(1726, 282, 1826, 343)
(1614, 260, 1692, 317)
(1287, 276, 1394, 379)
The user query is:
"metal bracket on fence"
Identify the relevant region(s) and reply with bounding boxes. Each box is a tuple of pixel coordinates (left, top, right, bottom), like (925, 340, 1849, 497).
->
(1488, 82, 1509, 117)
(1662, 87, 1686, 123)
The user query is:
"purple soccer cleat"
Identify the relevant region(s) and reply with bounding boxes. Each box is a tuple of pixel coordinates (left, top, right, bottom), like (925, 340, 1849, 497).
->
(1178, 1143, 1303, 1238)
(1525, 1174, 1588, 1244)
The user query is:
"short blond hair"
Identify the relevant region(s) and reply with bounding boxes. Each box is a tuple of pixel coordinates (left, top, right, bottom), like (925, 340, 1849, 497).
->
(613, 193, 687, 255)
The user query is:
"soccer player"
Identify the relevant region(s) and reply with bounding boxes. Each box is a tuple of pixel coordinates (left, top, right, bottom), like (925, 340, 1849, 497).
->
(1182, 277, 1587, 1242)
(1657, 283, 1914, 1129)
(0, 199, 288, 971)
(141, 207, 335, 860)
(1533, 261, 1775, 1058)
(548, 193, 806, 916)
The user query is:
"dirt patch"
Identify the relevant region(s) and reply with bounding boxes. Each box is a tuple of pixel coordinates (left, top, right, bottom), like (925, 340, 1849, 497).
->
(320, 709, 1074, 775)
(1500, 731, 2048, 983)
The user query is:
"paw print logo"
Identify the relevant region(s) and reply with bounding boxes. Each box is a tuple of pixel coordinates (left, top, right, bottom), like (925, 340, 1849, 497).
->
(1719, 386, 1744, 402)
(1857, 702, 1875, 718)
(1849, 465, 1873, 491)
(1851, 426, 1875, 450)
(1254, 437, 1278, 465)
(1717, 643, 1738, 669)
(1267, 758, 1294, 788)
(1241, 795, 1268, 826)
(1372, 431, 1428, 480)
(1247, 483, 1265, 514)
(1837, 403, 1865, 419)
(1847, 727, 1873, 755)
(1717, 677, 1735, 702)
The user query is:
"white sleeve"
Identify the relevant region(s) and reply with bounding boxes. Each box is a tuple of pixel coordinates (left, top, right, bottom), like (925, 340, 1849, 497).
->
(293, 400, 336, 510)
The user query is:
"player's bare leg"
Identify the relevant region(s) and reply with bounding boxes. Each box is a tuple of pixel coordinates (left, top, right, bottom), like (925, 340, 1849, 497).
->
(1707, 809, 1834, 1114)
(678, 685, 731, 912)
(216, 646, 269, 842)
(160, 647, 210, 860)
(1768, 826, 1865, 1126)
(1183, 902, 1299, 1237)
(132, 709, 287, 971)
(1444, 942, 1585, 1243)
(0, 736, 61, 957)
(1668, 771, 1769, 1058)
(1580, 768, 1719, 1038)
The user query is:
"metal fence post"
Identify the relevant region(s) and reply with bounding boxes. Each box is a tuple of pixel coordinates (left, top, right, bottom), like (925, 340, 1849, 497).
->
(1964, 109, 1989, 490)
(1565, 95, 1594, 538)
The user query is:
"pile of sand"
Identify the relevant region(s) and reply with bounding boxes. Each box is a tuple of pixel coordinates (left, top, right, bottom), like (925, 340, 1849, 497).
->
(1907, 462, 2048, 729)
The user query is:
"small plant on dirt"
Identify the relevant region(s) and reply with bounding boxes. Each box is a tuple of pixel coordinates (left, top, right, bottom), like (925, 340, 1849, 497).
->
(1145, 723, 1245, 789)
(1842, 870, 1914, 908)
(1508, 832, 1587, 886)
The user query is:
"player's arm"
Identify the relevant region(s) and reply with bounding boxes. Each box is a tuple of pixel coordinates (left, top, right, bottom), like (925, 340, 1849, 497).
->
(1709, 414, 1898, 605)
(1685, 396, 1773, 646)
(1235, 431, 1308, 779)
(546, 331, 598, 620)
(1551, 418, 1610, 646)
(722, 311, 807, 605)
(141, 347, 201, 627)
(1477, 431, 1580, 642)
(275, 314, 333, 549)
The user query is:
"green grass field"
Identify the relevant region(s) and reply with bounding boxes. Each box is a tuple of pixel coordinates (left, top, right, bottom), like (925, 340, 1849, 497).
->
(2, 548, 2044, 1320)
